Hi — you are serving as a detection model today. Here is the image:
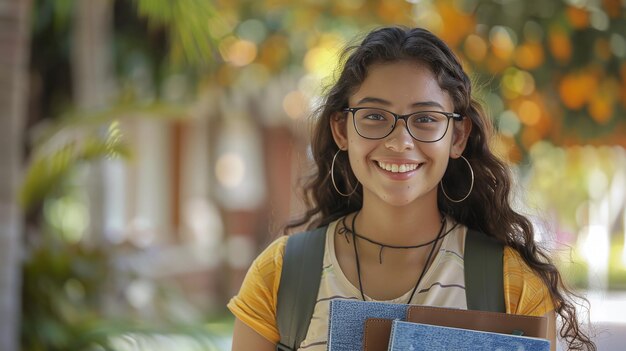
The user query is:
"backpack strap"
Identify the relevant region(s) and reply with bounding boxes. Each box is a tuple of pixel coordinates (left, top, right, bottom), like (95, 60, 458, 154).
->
(464, 229, 505, 312)
(276, 226, 327, 351)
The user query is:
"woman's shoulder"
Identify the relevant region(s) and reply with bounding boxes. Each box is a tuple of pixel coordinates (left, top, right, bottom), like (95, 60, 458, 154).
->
(247, 225, 332, 290)
(259, 235, 289, 263)
(252, 235, 289, 284)
(229, 235, 289, 311)
(503, 246, 554, 316)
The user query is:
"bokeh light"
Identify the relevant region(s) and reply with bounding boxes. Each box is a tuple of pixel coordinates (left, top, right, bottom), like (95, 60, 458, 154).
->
(215, 152, 246, 189)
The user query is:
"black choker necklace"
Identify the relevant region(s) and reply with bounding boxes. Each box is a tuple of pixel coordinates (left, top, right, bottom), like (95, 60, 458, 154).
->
(339, 213, 455, 264)
(340, 212, 457, 303)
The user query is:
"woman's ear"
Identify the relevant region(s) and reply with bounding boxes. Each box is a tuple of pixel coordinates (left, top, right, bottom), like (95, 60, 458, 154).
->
(330, 112, 349, 150)
(450, 116, 472, 158)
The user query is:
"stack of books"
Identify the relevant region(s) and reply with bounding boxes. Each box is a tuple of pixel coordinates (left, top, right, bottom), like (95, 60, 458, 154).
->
(327, 299, 550, 351)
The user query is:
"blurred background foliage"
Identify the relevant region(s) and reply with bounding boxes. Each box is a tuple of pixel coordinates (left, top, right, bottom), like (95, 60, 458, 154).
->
(13, 0, 626, 350)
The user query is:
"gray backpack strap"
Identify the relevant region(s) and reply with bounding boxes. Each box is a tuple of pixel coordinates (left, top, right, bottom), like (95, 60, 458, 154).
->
(464, 229, 506, 312)
(276, 226, 327, 351)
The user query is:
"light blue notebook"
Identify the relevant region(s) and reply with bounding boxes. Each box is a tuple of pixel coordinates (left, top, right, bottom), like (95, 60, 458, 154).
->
(387, 320, 550, 351)
(327, 299, 407, 351)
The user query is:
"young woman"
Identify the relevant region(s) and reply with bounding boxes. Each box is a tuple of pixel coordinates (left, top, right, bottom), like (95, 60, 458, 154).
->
(228, 26, 595, 351)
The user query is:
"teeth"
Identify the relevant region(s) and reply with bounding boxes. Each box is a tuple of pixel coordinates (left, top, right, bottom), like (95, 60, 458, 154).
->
(376, 161, 419, 173)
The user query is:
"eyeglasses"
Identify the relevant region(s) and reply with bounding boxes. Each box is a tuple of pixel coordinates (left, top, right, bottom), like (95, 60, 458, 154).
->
(343, 107, 463, 142)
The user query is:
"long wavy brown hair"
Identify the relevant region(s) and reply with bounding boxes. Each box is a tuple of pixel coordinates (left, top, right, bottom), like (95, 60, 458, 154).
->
(285, 26, 595, 350)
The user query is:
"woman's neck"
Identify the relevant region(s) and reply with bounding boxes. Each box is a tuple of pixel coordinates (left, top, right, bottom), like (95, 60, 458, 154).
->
(355, 193, 443, 247)
(340, 197, 444, 269)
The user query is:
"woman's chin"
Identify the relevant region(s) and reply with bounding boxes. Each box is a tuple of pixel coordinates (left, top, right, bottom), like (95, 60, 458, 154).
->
(370, 187, 439, 208)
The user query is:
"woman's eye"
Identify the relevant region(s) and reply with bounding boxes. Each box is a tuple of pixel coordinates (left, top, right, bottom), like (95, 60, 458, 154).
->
(364, 114, 386, 121)
(414, 115, 436, 123)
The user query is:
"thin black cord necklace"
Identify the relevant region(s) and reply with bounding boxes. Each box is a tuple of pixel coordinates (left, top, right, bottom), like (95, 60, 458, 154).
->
(340, 213, 454, 264)
(343, 212, 456, 303)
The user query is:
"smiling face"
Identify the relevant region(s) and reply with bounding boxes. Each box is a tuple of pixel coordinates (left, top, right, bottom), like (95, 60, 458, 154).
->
(331, 60, 471, 208)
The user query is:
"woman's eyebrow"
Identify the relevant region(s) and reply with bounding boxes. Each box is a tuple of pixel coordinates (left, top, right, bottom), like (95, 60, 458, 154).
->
(355, 97, 392, 105)
(411, 101, 444, 110)
(355, 97, 445, 110)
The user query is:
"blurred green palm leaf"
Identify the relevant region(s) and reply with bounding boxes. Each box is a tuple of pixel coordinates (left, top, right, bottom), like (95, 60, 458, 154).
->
(134, 0, 220, 65)
(37, 0, 221, 66)
(20, 121, 131, 213)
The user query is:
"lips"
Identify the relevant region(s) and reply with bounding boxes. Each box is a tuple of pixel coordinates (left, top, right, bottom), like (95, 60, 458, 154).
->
(375, 160, 421, 173)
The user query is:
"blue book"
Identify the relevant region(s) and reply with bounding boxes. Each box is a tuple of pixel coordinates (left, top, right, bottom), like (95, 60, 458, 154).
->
(327, 299, 407, 351)
(387, 320, 551, 351)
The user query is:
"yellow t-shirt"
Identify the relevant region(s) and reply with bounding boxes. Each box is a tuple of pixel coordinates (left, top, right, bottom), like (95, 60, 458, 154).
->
(228, 218, 554, 350)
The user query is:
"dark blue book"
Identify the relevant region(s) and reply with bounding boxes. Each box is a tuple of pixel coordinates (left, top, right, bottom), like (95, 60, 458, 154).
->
(387, 320, 550, 351)
(327, 299, 406, 351)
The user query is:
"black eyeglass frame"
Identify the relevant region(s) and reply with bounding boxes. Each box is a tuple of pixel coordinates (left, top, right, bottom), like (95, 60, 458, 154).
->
(343, 107, 464, 143)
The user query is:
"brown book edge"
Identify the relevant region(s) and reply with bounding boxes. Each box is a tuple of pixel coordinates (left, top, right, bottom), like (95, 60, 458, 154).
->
(363, 318, 392, 351)
(406, 305, 548, 338)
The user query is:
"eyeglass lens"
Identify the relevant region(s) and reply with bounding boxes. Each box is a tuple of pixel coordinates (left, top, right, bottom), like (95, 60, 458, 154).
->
(353, 108, 450, 141)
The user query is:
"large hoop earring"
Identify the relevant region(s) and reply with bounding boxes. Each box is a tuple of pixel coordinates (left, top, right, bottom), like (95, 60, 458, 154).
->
(330, 150, 359, 197)
(440, 155, 474, 203)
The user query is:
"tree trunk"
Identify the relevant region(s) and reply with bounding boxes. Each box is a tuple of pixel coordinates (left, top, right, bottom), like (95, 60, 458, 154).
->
(71, 0, 119, 316)
(72, 0, 115, 110)
(71, 0, 115, 247)
(0, 0, 32, 350)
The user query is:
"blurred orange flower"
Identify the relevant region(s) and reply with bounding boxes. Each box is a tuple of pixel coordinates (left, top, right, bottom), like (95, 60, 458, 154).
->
(490, 27, 515, 61)
(588, 79, 619, 124)
(558, 72, 598, 110)
(566, 6, 590, 29)
(549, 26, 572, 63)
(436, 0, 475, 47)
(464, 34, 488, 62)
(486, 55, 509, 74)
(589, 94, 613, 124)
(522, 127, 542, 151)
(514, 42, 545, 70)
(602, 0, 623, 18)
(511, 94, 552, 144)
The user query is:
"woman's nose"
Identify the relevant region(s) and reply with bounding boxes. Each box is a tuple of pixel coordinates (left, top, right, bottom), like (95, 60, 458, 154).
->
(384, 120, 414, 151)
